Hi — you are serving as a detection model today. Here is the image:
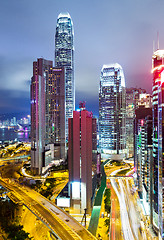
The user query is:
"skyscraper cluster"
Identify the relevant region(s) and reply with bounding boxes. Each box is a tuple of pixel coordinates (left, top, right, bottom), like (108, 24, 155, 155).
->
(30, 12, 99, 214)
(30, 10, 130, 215)
(31, 13, 74, 175)
(134, 49, 164, 239)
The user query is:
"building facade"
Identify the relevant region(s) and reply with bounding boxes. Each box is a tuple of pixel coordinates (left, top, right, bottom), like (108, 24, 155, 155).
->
(68, 103, 97, 214)
(152, 50, 164, 238)
(126, 87, 150, 158)
(45, 67, 65, 160)
(55, 12, 74, 140)
(138, 93, 152, 108)
(99, 63, 126, 157)
(31, 58, 65, 174)
(31, 58, 53, 175)
(134, 107, 152, 211)
(126, 88, 135, 158)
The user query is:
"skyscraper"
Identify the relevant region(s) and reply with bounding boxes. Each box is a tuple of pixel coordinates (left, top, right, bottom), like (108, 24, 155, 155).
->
(126, 87, 150, 158)
(31, 58, 65, 174)
(31, 58, 53, 175)
(99, 64, 126, 157)
(152, 49, 164, 238)
(55, 12, 74, 140)
(68, 102, 97, 214)
(45, 67, 65, 160)
(126, 88, 135, 158)
(134, 107, 152, 203)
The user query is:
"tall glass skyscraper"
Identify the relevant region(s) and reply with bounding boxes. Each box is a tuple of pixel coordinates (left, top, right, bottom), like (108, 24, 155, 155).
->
(99, 64, 126, 156)
(55, 12, 74, 140)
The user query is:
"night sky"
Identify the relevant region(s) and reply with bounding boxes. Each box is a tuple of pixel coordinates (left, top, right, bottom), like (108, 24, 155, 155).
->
(0, 0, 164, 116)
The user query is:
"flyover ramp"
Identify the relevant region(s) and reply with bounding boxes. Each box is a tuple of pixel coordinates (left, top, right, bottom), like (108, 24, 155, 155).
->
(0, 178, 96, 240)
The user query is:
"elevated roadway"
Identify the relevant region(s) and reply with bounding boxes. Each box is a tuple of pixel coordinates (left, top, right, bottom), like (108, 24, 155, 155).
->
(88, 160, 107, 236)
(0, 155, 29, 162)
(0, 178, 96, 240)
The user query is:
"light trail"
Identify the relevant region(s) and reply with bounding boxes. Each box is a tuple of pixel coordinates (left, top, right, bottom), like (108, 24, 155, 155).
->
(110, 178, 135, 240)
(119, 179, 138, 240)
(125, 179, 140, 239)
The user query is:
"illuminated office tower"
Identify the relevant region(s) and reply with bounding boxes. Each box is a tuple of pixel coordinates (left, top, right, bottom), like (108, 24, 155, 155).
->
(31, 58, 65, 174)
(152, 50, 164, 238)
(99, 64, 126, 157)
(68, 102, 97, 214)
(55, 12, 74, 140)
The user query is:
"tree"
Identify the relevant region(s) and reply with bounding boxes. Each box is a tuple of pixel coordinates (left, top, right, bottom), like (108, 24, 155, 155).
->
(104, 188, 111, 213)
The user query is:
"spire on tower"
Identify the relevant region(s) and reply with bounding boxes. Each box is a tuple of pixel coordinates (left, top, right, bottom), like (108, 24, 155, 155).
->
(157, 31, 159, 50)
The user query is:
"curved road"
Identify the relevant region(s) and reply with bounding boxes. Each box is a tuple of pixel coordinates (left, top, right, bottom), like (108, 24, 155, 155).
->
(0, 178, 96, 240)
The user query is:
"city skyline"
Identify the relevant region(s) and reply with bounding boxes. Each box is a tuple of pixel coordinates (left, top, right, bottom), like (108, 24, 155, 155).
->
(1, 0, 164, 116)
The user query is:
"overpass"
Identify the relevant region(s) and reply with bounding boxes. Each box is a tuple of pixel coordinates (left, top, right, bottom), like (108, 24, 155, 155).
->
(0, 178, 96, 240)
(0, 155, 30, 162)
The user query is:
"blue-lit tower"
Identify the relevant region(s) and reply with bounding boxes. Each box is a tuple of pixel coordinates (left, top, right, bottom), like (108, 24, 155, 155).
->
(99, 64, 126, 157)
(55, 12, 74, 140)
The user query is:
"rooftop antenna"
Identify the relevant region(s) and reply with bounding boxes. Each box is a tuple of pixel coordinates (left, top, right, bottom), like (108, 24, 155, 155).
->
(157, 31, 159, 50)
(153, 40, 155, 53)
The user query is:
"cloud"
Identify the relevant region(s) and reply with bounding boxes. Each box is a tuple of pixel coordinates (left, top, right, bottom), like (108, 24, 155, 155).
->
(0, 89, 30, 114)
(0, 56, 32, 92)
(0, 0, 164, 115)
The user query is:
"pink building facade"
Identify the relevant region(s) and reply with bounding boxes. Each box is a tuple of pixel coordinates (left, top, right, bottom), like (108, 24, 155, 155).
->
(68, 105, 97, 213)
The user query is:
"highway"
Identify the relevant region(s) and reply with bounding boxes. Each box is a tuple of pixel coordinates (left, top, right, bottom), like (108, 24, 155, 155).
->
(104, 161, 147, 240)
(110, 177, 147, 240)
(111, 178, 135, 240)
(88, 160, 107, 236)
(0, 155, 29, 161)
(124, 179, 140, 239)
(104, 163, 130, 240)
(0, 178, 96, 240)
(110, 185, 123, 240)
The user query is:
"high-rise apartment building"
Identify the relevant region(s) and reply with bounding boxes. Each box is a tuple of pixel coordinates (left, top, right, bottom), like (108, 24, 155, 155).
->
(45, 67, 65, 160)
(31, 58, 65, 174)
(55, 12, 74, 140)
(31, 58, 53, 175)
(68, 102, 97, 214)
(99, 64, 126, 157)
(152, 49, 164, 238)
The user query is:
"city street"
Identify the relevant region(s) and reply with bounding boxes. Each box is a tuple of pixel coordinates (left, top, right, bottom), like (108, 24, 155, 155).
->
(110, 185, 123, 240)
(110, 176, 147, 240)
